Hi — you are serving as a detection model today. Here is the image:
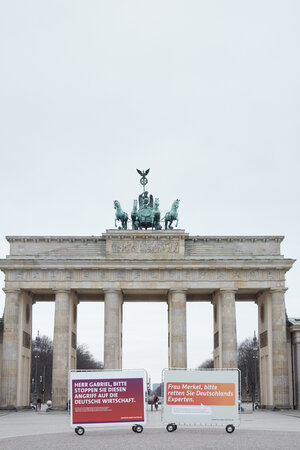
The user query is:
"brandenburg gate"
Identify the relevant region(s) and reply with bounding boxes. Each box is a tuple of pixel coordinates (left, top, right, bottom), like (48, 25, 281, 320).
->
(0, 170, 296, 409)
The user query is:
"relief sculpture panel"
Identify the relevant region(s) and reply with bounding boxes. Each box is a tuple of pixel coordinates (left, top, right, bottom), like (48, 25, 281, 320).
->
(110, 239, 179, 254)
(32, 270, 42, 280)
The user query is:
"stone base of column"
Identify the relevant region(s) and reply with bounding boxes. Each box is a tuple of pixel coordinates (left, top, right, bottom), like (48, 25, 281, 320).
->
(261, 404, 291, 410)
(0, 405, 19, 411)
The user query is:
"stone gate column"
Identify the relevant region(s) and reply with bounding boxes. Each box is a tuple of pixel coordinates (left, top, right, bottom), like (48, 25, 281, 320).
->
(213, 289, 237, 368)
(1, 289, 20, 408)
(270, 289, 289, 407)
(293, 330, 300, 409)
(1, 288, 32, 408)
(257, 291, 273, 407)
(104, 289, 123, 369)
(168, 289, 187, 369)
(257, 289, 290, 408)
(52, 290, 77, 409)
(17, 291, 32, 408)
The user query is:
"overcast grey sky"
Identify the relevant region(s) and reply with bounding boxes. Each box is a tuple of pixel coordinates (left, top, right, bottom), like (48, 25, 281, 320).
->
(0, 1, 299, 383)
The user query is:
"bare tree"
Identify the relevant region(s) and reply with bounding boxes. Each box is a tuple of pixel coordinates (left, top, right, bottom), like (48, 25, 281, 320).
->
(31, 335, 53, 401)
(198, 357, 214, 369)
(31, 335, 103, 402)
(238, 337, 259, 401)
(76, 343, 104, 370)
(198, 336, 259, 402)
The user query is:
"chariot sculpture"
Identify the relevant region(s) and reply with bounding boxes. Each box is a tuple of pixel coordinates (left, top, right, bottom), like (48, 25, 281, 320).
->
(113, 169, 180, 231)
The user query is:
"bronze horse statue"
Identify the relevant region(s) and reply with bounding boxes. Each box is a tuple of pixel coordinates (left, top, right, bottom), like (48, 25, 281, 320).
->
(114, 200, 128, 230)
(165, 199, 180, 230)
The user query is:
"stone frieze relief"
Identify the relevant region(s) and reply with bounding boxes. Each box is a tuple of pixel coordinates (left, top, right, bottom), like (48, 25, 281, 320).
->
(7, 268, 286, 283)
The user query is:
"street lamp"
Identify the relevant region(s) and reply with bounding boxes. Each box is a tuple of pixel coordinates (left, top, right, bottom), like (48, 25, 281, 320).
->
(33, 331, 41, 410)
(253, 331, 259, 410)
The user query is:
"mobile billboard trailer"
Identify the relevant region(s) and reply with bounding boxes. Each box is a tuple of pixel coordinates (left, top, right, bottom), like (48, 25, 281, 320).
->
(163, 368, 240, 433)
(70, 369, 147, 435)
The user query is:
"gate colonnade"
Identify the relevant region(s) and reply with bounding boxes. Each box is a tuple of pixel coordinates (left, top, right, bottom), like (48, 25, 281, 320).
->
(0, 230, 296, 409)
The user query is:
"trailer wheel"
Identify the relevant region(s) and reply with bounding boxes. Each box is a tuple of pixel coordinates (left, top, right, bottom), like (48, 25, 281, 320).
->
(132, 425, 137, 432)
(135, 425, 143, 433)
(174, 424, 177, 430)
(75, 426, 85, 436)
(166, 423, 176, 432)
(225, 424, 235, 434)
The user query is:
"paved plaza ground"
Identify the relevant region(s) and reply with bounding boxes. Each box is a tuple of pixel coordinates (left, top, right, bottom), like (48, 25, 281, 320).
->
(0, 404, 299, 449)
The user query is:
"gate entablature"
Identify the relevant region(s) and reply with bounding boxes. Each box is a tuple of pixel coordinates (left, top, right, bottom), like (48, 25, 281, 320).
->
(0, 231, 293, 296)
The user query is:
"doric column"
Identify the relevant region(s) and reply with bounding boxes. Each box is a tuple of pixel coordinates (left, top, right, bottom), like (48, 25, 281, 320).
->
(270, 289, 289, 407)
(257, 291, 272, 407)
(0, 289, 20, 408)
(293, 330, 300, 409)
(17, 291, 33, 408)
(168, 289, 187, 369)
(52, 290, 77, 409)
(213, 289, 237, 368)
(104, 289, 123, 369)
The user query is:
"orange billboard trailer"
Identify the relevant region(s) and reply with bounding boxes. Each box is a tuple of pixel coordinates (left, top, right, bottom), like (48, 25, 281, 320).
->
(162, 369, 240, 430)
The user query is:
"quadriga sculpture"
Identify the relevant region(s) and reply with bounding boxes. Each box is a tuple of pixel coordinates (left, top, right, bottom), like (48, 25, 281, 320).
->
(113, 169, 179, 231)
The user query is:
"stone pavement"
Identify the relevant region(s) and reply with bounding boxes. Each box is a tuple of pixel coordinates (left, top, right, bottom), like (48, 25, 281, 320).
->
(0, 404, 299, 449)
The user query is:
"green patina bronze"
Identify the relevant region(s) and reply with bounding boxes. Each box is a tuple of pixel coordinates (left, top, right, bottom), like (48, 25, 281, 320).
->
(114, 200, 128, 230)
(131, 191, 162, 230)
(136, 168, 150, 187)
(164, 199, 180, 230)
(113, 169, 179, 230)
